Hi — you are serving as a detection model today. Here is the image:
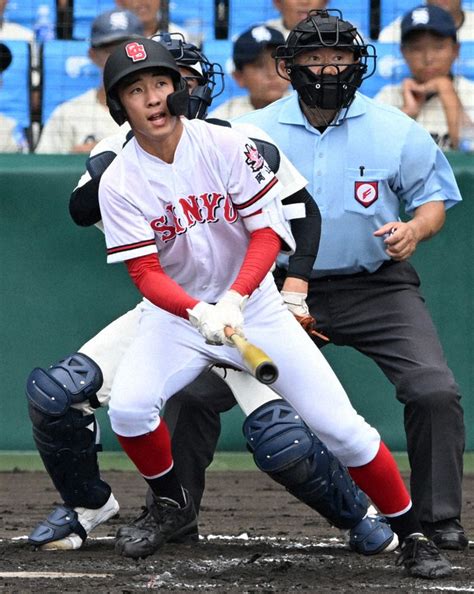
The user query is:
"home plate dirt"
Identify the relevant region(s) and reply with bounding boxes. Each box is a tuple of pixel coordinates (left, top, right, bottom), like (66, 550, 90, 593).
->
(1, 470, 472, 592)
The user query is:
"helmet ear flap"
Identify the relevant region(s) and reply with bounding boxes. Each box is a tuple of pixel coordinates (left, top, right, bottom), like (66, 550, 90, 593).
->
(107, 93, 127, 125)
(166, 76, 190, 116)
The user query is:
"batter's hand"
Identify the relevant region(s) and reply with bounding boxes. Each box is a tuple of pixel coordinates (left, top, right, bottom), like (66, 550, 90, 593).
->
(373, 222, 420, 261)
(281, 291, 329, 341)
(187, 291, 248, 346)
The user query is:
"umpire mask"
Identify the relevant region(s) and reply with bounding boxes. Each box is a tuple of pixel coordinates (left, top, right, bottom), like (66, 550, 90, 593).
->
(274, 9, 376, 117)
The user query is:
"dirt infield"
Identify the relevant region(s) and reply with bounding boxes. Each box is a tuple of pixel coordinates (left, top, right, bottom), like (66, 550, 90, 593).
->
(0, 470, 473, 592)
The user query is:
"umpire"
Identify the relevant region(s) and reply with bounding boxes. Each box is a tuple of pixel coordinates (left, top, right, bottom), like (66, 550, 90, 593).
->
(237, 8, 467, 550)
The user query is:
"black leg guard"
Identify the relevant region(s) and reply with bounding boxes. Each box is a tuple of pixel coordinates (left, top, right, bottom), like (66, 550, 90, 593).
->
(243, 400, 368, 530)
(26, 354, 111, 510)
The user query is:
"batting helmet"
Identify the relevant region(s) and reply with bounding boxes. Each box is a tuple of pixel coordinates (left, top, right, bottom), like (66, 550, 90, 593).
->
(152, 32, 224, 120)
(103, 37, 189, 125)
(274, 9, 376, 118)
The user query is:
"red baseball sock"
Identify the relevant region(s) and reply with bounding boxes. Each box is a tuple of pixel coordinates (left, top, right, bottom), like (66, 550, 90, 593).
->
(116, 421, 186, 507)
(116, 420, 173, 478)
(348, 441, 411, 516)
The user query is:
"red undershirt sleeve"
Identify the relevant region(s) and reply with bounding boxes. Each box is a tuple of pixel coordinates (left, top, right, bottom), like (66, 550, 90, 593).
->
(126, 253, 198, 319)
(231, 227, 282, 296)
(126, 227, 281, 317)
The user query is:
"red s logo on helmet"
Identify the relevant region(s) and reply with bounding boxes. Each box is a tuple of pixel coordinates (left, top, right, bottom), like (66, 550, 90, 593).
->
(125, 42, 147, 62)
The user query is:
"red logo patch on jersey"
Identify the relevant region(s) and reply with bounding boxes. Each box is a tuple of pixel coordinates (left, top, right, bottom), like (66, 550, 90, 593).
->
(125, 42, 147, 62)
(354, 181, 378, 208)
(244, 144, 264, 172)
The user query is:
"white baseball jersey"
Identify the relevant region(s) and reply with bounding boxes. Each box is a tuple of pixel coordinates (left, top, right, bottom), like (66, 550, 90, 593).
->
(76, 121, 307, 203)
(99, 118, 295, 303)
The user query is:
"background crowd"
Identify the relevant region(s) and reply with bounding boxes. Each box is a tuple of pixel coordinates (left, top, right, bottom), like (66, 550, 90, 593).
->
(0, 0, 473, 153)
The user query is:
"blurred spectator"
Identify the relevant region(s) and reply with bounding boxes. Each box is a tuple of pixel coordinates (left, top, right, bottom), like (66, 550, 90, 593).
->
(379, 0, 474, 42)
(35, 9, 143, 154)
(0, 0, 34, 41)
(266, 0, 328, 38)
(115, 0, 187, 38)
(208, 25, 289, 120)
(374, 5, 474, 149)
(0, 41, 25, 151)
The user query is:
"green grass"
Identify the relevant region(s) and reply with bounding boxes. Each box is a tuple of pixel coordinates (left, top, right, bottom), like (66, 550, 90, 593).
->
(1, 451, 474, 473)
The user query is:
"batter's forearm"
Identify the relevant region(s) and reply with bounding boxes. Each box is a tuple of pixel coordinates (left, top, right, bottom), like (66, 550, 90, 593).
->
(231, 228, 282, 296)
(126, 254, 198, 318)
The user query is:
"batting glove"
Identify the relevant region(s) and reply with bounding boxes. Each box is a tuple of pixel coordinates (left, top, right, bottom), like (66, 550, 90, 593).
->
(281, 290, 330, 342)
(187, 291, 248, 346)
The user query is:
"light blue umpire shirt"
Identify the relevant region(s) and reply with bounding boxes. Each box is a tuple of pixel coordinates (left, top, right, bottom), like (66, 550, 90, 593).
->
(234, 91, 462, 277)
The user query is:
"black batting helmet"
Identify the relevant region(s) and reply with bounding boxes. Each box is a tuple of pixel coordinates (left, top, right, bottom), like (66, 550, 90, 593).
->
(274, 9, 376, 118)
(103, 37, 189, 125)
(152, 32, 224, 120)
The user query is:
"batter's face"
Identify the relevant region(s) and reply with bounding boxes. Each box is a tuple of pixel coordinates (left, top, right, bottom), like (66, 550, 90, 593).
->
(233, 48, 289, 109)
(273, 0, 328, 31)
(402, 32, 459, 83)
(294, 46, 356, 74)
(118, 70, 183, 157)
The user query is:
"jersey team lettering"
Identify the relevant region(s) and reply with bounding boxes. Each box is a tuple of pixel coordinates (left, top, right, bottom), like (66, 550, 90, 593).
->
(150, 193, 238, 243)
(125, 42, 147, 62)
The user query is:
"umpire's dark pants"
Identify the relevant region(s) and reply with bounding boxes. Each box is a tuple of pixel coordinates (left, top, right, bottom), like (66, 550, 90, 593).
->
(276, 261, 464, 525)
(163, 370, 236, 512)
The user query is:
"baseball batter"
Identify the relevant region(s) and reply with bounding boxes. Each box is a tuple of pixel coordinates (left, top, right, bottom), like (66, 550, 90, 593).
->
(28, 36, 397, 560)
(92, 37, 450, 577)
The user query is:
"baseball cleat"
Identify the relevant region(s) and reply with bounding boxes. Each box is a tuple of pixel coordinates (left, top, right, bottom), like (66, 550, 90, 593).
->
(115, 489, 197, 559)
(397, 534, 453, 578)
(348, 512, 399, 555)
(32, 493, 120, 550)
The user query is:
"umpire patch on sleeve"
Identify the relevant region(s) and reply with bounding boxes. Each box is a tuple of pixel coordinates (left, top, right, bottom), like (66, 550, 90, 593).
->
(354, 181, 378, 208)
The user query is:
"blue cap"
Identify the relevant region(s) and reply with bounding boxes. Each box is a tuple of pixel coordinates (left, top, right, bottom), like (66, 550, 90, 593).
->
(233, 25, 285, 69)
(90, 9, 144, 48)
(401, 5, 457, 42)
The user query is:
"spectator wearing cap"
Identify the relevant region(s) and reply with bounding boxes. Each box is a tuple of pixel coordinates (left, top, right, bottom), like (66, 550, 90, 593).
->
(35, 9, 143, 154)
(379, 0, 474, 42)
(374, 4, 474, 149)
(0, 0, 34, 42)
(208, 25, 290, 120)
(0, 41, 25, 151)
(265, 0, 328, 39)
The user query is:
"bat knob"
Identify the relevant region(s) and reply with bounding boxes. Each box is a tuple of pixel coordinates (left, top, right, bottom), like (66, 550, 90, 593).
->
(255, 362, 279, 385)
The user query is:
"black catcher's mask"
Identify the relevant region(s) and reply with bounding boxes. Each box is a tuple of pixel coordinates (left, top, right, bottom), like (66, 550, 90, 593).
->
(152, 32, 225, 120)
(274, 9, 376, 120)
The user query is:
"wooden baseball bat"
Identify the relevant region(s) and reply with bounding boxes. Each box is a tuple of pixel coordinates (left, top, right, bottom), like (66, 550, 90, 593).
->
(224, 327, 279, 384)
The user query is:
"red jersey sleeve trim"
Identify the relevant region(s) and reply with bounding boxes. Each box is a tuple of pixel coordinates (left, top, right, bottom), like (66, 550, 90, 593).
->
(107, 238, 156, 256)
(235, 177, 279, 211)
